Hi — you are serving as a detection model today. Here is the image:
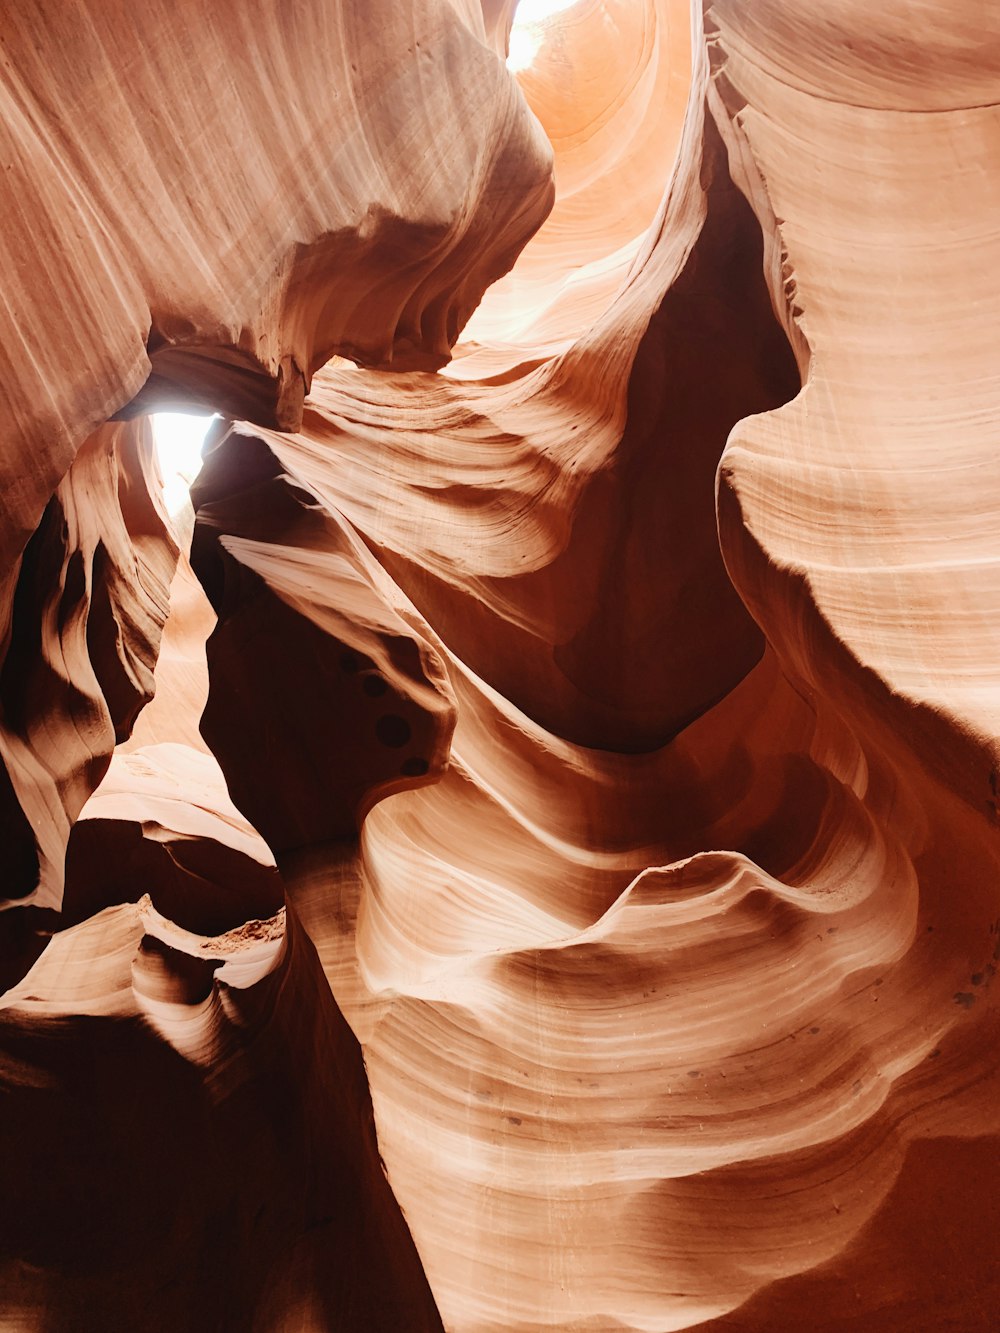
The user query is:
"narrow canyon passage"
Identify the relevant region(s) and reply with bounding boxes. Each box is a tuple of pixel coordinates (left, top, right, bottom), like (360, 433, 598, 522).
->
(1, 2, 999, 1331)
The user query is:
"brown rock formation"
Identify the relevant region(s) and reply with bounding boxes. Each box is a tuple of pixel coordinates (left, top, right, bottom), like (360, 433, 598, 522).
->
(2, 0, 1000, 1330)
(0, 420, 178, 911)
(0, 0, 551, 907)
(0, 895, 443, 1332)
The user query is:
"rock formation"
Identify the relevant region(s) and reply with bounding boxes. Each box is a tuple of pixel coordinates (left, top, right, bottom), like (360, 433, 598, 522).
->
(2, 1, 999, 1329)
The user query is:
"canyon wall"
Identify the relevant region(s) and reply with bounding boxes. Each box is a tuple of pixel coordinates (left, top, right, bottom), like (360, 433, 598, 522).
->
(2, 1, 999, 1329)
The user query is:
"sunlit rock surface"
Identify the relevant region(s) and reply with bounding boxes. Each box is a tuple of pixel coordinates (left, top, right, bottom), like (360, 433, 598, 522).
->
(2, 0, 1000, 1329)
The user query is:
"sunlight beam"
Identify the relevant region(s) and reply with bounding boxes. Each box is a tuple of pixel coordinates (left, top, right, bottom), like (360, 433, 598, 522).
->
(507, 0, 583, 73)
(152, 412, 216, 516)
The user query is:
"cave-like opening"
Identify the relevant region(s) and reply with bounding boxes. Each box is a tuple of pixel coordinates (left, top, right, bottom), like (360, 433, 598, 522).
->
(151, 412, 216, 515)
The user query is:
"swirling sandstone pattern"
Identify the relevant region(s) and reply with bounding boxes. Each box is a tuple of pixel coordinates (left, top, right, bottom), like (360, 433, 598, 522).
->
(0, 420, 178, 912)
(0, 0, 551, 904)
(2, 0, 1000, 1330)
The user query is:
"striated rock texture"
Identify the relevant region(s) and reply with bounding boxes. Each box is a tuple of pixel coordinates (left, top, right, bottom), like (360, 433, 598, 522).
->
(0, 895, 443, 1331)
(0, 419, 179, 912)
(0, 0, 551, 908)
(3, 0, 1000, 1330)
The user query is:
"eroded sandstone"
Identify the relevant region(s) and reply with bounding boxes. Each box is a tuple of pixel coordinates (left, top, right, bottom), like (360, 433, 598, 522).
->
(1, 1, 998, 1329)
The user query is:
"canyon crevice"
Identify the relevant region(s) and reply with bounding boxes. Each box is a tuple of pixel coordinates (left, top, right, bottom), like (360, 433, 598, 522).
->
(2, 2, 999, 1330)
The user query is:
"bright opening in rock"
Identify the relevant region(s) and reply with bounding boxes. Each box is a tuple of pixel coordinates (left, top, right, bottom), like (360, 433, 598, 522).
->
(507, 0, 583, 73)
(152, 412, 216, 516)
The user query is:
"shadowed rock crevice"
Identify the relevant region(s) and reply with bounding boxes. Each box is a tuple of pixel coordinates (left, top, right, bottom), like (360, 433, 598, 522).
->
(0, 903, 444, 1332)
(1, 1, 999, 1330)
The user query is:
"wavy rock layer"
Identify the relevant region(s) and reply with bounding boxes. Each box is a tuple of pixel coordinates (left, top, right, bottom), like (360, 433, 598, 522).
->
(2, 0, 1000, 1330)
(0, 421, 178, 912)
(68, 744, 282, 936)
(0, 0, 551, 903)
(0, 0, 553, 664)
(0, 3, 553, 1327)
(192, 2, 1000, 1329)
(0, 893, 442, 1332)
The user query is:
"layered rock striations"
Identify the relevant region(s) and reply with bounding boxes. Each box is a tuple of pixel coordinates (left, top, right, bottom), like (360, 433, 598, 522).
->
(2, 0, 1000, 1330)
(0, 0, 552, 907)
(0, 420, 179, 913)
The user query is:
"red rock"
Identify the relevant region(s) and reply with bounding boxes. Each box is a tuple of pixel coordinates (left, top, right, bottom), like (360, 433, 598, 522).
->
(2, 0, 999, 1329)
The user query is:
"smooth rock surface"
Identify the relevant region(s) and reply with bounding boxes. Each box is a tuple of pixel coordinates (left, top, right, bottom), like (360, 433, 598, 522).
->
(1, 0, 998, 1329)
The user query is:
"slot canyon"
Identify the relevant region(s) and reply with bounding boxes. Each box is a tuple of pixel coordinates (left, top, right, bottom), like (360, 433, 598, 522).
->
(2, 1, 999, 1329)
